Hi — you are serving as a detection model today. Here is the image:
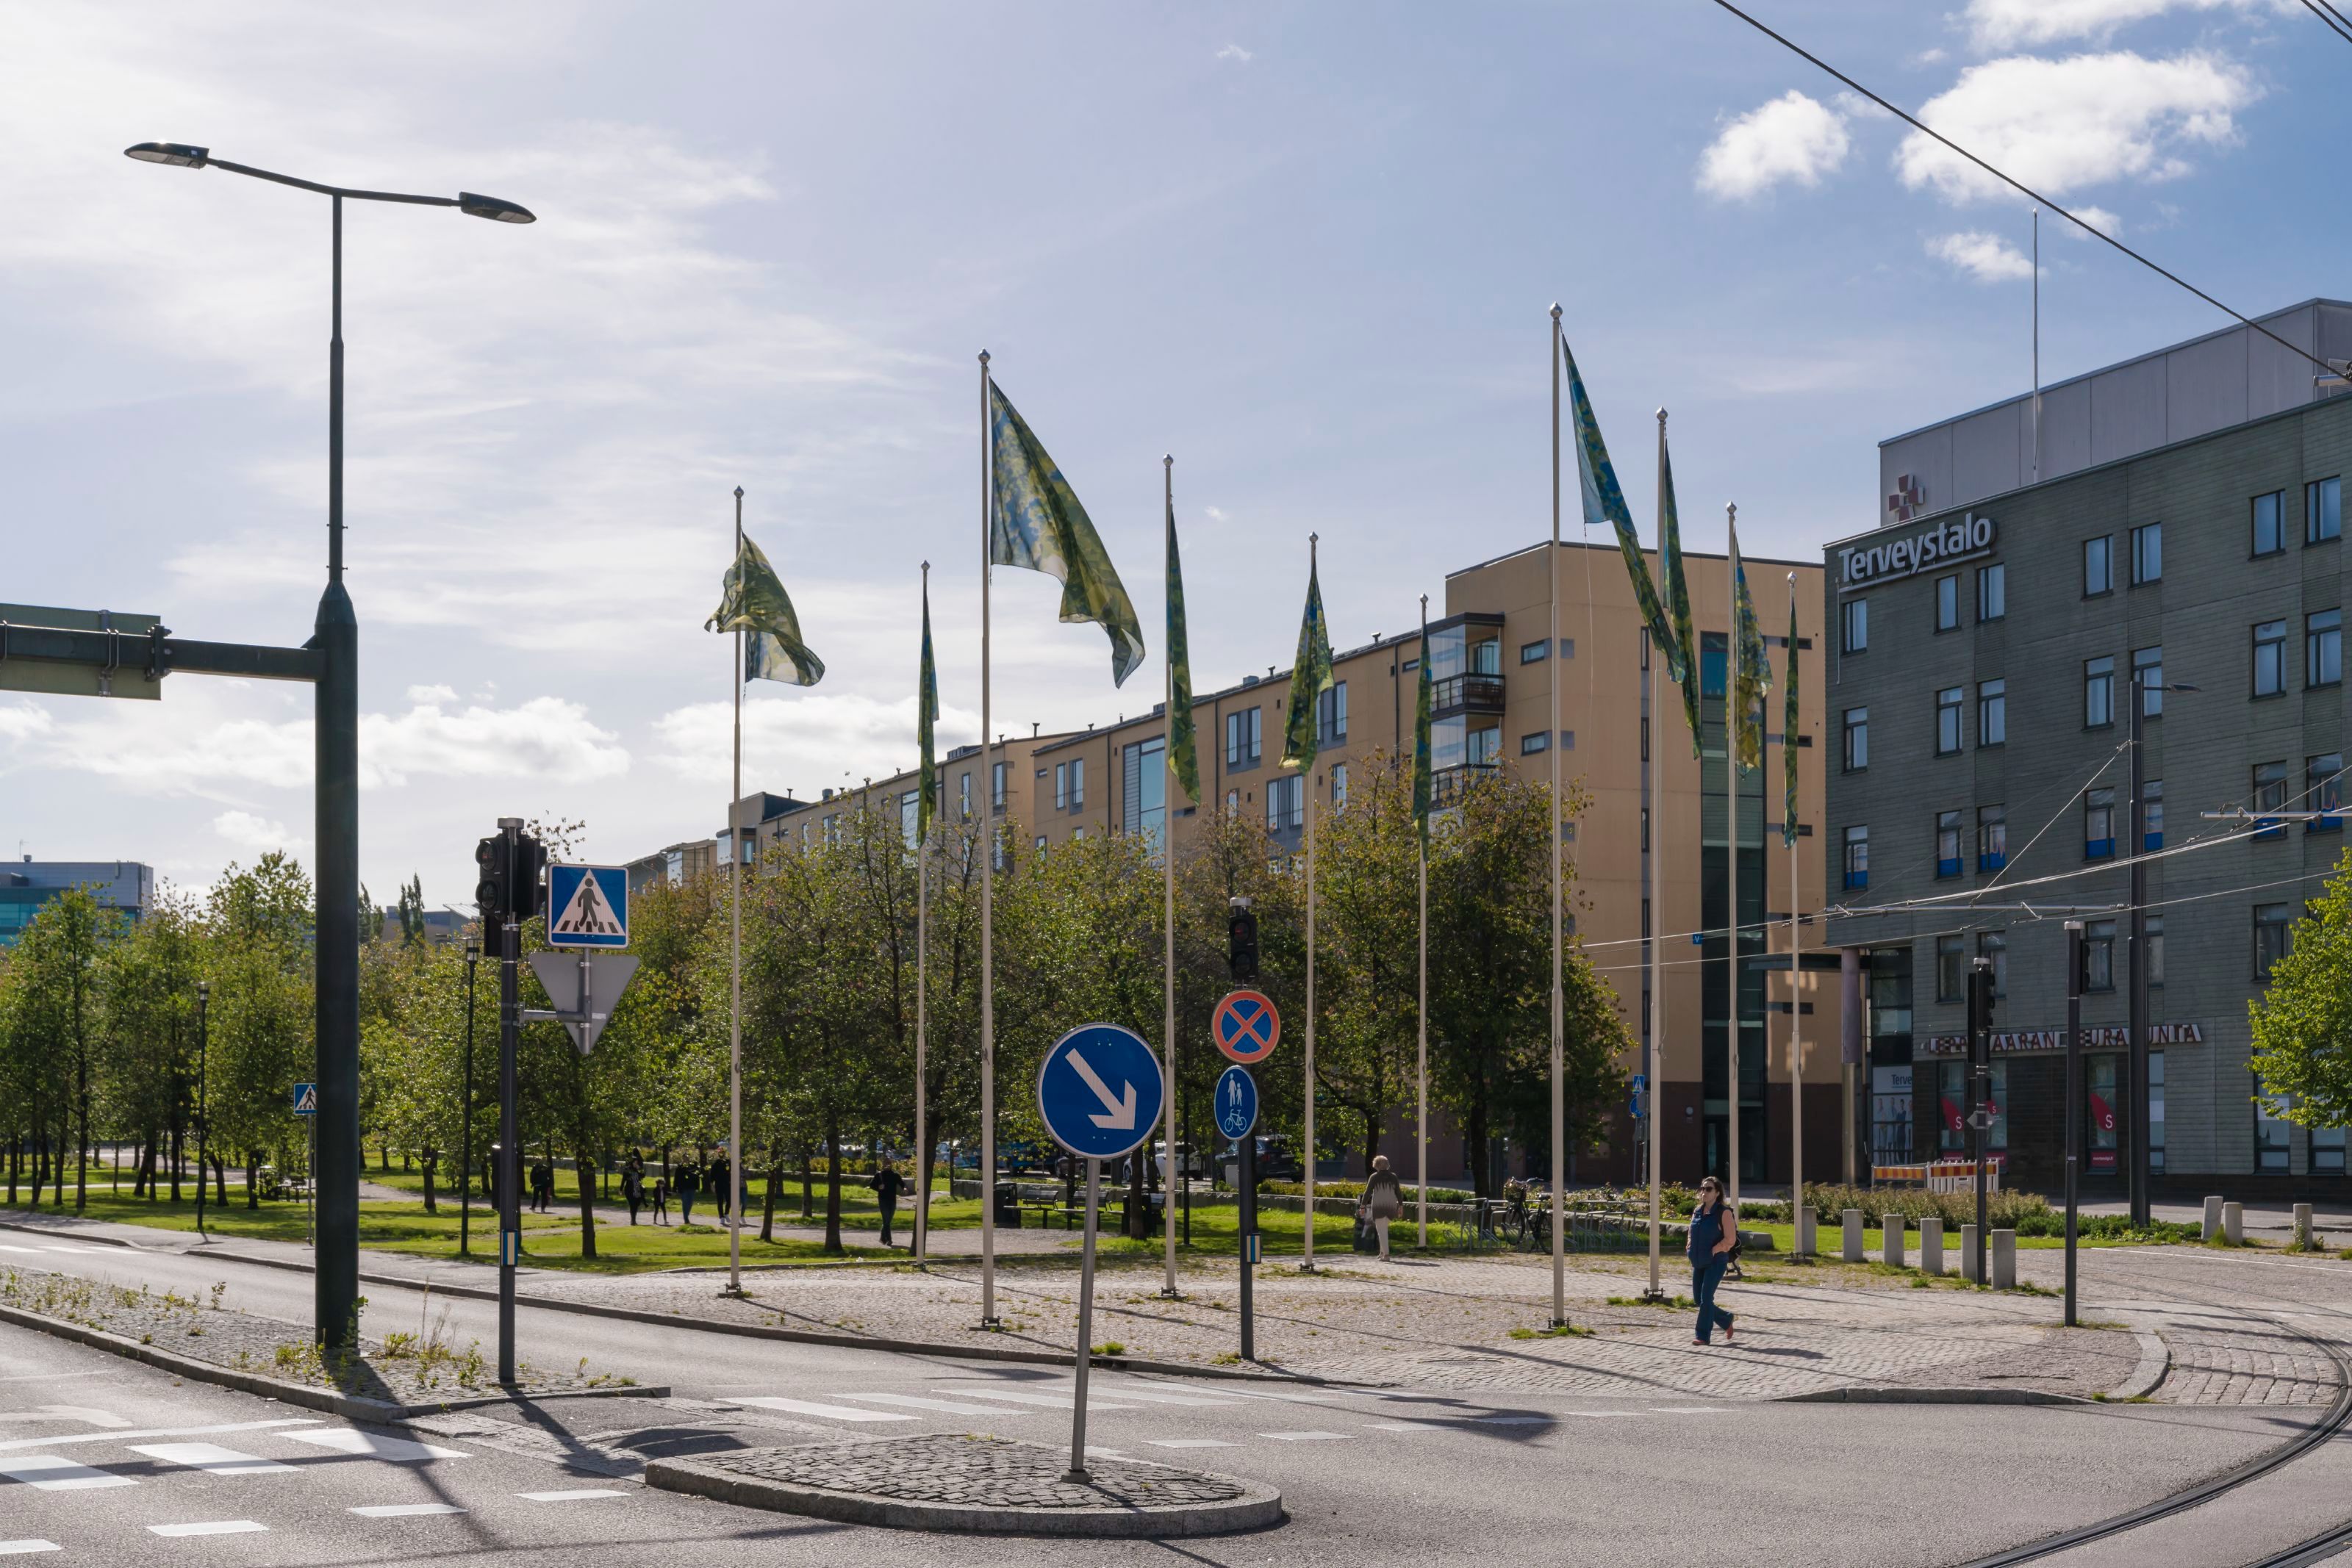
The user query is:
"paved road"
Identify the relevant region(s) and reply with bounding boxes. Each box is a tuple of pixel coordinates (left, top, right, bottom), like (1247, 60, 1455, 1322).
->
(0, 1229, 2340, 1566)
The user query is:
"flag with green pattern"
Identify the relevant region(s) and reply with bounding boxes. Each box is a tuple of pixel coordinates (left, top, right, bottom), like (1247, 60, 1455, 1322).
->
(918, 579, 940, 840)
(989, 381, 1145, 686)
(1280, 550, 1335, 774)
(1166, 495, 1200, 802)
(708, 531, 825, 687)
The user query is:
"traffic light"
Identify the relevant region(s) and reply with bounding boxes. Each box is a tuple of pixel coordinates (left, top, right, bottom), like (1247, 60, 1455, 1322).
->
(512, 835, 546, 923)
(475, 830, 548, 925)
(475, 836, 506, 920)
(1227, 899, 1259, 982)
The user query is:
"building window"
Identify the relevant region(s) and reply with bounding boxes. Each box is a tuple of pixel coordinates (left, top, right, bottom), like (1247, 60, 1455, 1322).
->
(2134, 646, 2163, 716)
(2254, 760, 2289, 838)
(1466, 722, 1501, 766)
(1226, 708, 1261, 766)
(1520, 639, 1549, 663)
(1053, 761, 1069, 810)
(1267, 774, 1303, 832)
(1560, 638, 1574, 659)
(1225, 788, 1240, 816)
(1936, 687, 1963, 755)
(1936, 934, 1965, 1004)
(1033, 835, 1047, 857)
(1069, 756, 1085, 808)
(992, 761, 1007, 813)
(1843, 825, 1869, 891)
(959, 772, 972, 820)
(2315, 1121, 2346, 1173)
(1978, 679, 2007, 747)
(2310, 608, 2342, 687)
(2132, 522, 2162, 585)
(1977, 804, 2007, 873)
(2144, 779, 2164, 852)
(901, 793, 920, 848)
(2257, 1093, 2292, 1173)
(2084, 787, 2115, 860)
(2309, 476, 2342, 544)
(1318, 680, 1348, 744)
(1843, 706, 1868, 772)
(2313, 754, 2345, 832)
(2147, 915, 2164, 987)
(1977, 564, 2006, 622)
(1936, 810, 1962, 879)
(2084, 919, 2116, 992)
(1936, 573, 1960, 633)
(2255, 619, 2288, 697)
(2083, 535, 2112, 596)
(1561, 730, 1576, 750)
(2084, 656, 2115, 728)
(1978, 929, 2007, 998)
(2256, 902, 2294, 980)
(2254, 489, 2287, 555)
(1330, 762, 1349, 808)
(1520, 730, 1549, 755)
(1122, 737, 1166, 849)
(1842, 597, 1868, 654)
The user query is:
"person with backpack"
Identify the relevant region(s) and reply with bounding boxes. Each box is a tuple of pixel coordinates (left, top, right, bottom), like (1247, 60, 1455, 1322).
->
(1688, 1176, 1738, 1346)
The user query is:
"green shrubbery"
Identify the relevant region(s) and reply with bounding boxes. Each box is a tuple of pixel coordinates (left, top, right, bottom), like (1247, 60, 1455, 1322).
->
(1794, 1183, 2051, 1231)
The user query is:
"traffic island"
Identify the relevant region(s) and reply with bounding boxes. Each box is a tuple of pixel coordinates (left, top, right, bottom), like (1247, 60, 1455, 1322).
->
(646, 1431, 1284, 1537)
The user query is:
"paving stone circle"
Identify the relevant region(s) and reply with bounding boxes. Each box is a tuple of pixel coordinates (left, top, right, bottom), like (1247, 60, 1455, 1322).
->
(700, 1431, 1249, 1509)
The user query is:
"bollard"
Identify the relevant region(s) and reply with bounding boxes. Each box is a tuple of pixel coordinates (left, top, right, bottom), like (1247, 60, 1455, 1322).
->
(1842, 1208, 1864, 1263)
(1796, 1206, 1816, 1258)
(2202, 1195, 2223, 1241)
(2223, 1202, 2243, 1245)
(1992, 1229, 2016, 1289)
(1883, 1213, 1906, 1269)
(2295, 1202, 2314, 1248)
(1920, 1217, 1945, 1276)
(1961, 1223, 1981, 1283)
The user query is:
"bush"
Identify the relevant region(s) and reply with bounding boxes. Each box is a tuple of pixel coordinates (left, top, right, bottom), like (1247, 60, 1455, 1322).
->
(1796, 1182, 2051, 1231)
(2009, 1213, 2201, 1242)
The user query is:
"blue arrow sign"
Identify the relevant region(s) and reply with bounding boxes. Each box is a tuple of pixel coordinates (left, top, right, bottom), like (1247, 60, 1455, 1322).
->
(1214, 1065, 1259, 1142)
(1035, 1024, 1165, 1161)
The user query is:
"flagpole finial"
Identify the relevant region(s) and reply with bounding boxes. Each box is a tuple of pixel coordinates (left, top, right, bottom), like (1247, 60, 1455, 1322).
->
(1549, 302, 1561, 320)
(734, 486, 744, 500)
(1657, 407, 1667, 425)
(978, 349, 989, 366)
(1727, 502, 1738, 525)
(922, 559, 931, 572)
(1163, 453, 1172, 467)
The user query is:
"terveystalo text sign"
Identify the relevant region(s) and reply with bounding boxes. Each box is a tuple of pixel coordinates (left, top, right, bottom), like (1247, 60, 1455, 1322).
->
(1838, 513, 1996, 591)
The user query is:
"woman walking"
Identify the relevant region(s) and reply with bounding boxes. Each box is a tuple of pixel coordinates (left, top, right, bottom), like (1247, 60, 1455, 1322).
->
(1688, 1176, 1737, 1345)
(1362, 1154, 1405, 1262)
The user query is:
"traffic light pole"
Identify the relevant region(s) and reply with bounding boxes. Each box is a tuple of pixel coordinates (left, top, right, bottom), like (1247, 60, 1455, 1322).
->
(496, 821, 523, 1386)
(2064, 921, 2084, 1326)
(1971, 957, 1992, 1286)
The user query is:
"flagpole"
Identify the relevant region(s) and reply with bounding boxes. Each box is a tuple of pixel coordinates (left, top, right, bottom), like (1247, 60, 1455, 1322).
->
(978, 350, 999, 1328)
(1647, 411, 1668, 1301)
(727, 486, 745, 1297)
(1161, 454, 1180, 1300)
(916, 561, 931, 1267)
(1416, 594, 1430, 1249)
(1725, 501, 1741, 1211)
(1787, 569, 1804, 1251)
(1301, 532, 1319, 1276)
(1546, 304, 1566, 1326)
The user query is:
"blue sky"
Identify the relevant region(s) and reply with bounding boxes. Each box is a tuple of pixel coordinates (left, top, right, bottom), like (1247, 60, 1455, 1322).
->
(3, 0, 2344, 907)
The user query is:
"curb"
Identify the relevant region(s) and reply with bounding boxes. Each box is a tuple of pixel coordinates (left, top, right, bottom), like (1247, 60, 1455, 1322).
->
(0, 1297, 667, 1420)
(645, 1447, 1285, 1538)
(2109, 1328, 2172, 1402)
(1776, 1385, 2089, 1405)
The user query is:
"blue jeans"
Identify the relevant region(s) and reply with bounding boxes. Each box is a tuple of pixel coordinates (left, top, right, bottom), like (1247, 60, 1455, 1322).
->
(1692, 1256, 1734, 1342)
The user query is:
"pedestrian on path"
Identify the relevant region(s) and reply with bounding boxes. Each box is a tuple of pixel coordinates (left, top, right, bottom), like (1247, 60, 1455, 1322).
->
(678, 1162, 701, 1226)
(1688, 1176, 1737, 1346)
(1363, 1154, 1404, 1261)
(622, 1158, 643, 1226)
(712, 1154, 732, 1223)
(650, 1174, 670, 1226)
(874, 1161, 905, 1248)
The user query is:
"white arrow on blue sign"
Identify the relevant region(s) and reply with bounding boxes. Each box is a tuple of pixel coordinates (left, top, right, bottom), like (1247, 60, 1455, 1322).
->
(1035, 1024, 1165, 1161)
(1214, 1065, 1258, 1142)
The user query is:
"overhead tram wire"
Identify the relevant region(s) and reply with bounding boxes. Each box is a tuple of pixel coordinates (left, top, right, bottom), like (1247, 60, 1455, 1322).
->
(1706, 0, 2352, 387)
(2301, 0, 2352, 46)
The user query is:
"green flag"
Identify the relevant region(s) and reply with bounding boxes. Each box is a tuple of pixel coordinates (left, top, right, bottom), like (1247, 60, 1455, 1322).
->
(1413, 603, 1434, 845)
(1782, 589, 1800, 848)
(1280, 550, 1335, 773)
(1659, 430, 1702, 758)
(1166, 495, 1200, 804)
(1566, 338, 1683, 686)
(707, 531, 824, 687)
(988, 381, 1146, 686)
(917, 580, 940, 841)
(1729, 519, 1772, 772)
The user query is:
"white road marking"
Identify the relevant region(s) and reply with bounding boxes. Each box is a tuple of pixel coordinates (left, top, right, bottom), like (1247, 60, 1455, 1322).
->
(0, 1418, 318, 1454)
(351, 1503, 467, 1517)
(279, 1429, 469, 1462)
(1145, 1439, 1236, 1449)
(130, 1443, 296, 1475)
(942, 1389, 1139, 1411)
(725, 1398, 915, 1423)
(1652, 1406, 1729, 1414)
(1468, 1415, 1552, 1425)
(0, 1373, 105, 1384)
(148, 1521, 266, 1538)
(0, 1542, 61, 1556)
(1261, 1431, 1352, 1441)
(0, 1248, 43, 1255)
(0, 1456, 135, 1490)
(517, 1489, 627, 1503)
(1369, 1421, 1452, 1432)
(1095, 1387, 1243, 1406)
(37, 1248, 103, 1256)
(837, 1394, 1034, 1417)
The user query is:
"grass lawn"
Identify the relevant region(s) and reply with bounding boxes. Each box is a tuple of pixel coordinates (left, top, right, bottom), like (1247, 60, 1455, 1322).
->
(1, 1192, 571, 1251)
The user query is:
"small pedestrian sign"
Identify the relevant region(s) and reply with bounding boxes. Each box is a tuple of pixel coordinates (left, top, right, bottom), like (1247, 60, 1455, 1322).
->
(1214, 1064, 1259, 1141)
(1211, 989, 1280, 1065)
(291, 1082, 318, 1116)
(548, 864, 628, 949)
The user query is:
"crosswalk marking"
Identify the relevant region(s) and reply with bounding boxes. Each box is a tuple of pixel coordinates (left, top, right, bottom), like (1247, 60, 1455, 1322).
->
(1145, 1439, 1236, 1449)
(129, 1443, 295, 1475)
(148, 1521, 266, 1538)
(1094, 1387, 1243, 1406)
(726, 1398, 914, 1423)
(517, 1489, 627, 1503)
(0, 1544, 60, 1556)
(0, 1456, 135, 1490)
(837, 1394, 1034, 1417)
(0, 1417, 318, 1455)
(351, 1504, 467, 1517)
(941, 1389, 1139, 1411)
(1261, 1431, 1352, 1442)
(279, 1429, 468, 1462)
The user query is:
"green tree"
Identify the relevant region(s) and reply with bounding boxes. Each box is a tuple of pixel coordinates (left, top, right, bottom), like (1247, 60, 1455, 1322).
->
(204, 856, 316, 1206)
(2250, 851, 2352, 1129)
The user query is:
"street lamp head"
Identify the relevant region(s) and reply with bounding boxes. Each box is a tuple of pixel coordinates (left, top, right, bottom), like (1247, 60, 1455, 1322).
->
(124, 142, 209, 168)
(457, 192, 535, 224)
(196, 979, 209, 999)
(465, 939, 480, 963)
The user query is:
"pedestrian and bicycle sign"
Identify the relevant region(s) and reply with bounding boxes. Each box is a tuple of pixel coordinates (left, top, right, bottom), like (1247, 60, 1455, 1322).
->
(1214, 1064, 1260, 1141)
(548, 863, 628, 949)
(290, 1082, 317, 1116)
(1035, 1024, 1166, 1160)
(1212, 989, 1280, 1065)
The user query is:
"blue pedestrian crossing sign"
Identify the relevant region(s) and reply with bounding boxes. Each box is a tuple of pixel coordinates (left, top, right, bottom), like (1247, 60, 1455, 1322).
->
(291, 1082, 318, 1116)
(548, 864, 628, 949)
(1035, 1024, 1165, 1161)
(1214, 1065, 1258, 1141)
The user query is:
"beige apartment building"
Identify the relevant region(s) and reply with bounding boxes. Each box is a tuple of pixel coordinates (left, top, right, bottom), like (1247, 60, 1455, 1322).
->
(685, 539, 1835, 1190)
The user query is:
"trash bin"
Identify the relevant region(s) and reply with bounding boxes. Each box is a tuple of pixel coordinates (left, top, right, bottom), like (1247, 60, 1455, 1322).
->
(994, 1184, 1021, 1228)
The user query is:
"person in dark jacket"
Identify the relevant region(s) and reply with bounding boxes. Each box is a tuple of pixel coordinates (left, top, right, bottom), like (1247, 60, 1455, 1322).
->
(873, 1162, 906, 1248)
(1687, 1176, 1738, 1345)
(678, 1162, 701, 1226)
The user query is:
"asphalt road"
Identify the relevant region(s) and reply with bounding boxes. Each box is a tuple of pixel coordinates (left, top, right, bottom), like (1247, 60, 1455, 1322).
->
(0, 1234, 2338, 1567)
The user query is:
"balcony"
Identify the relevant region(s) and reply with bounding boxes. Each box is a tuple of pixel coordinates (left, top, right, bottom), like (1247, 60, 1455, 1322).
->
(1432, 672, 1505, 716)
(1431, 763, 1499, 805)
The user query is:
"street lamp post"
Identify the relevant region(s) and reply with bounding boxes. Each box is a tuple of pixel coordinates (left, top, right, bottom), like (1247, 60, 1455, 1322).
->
(195, 979, 211, 1238)
(123, 142, 531, 1351)
(2128, 672, 2197, 1229)
(460, 939, 479, 1258)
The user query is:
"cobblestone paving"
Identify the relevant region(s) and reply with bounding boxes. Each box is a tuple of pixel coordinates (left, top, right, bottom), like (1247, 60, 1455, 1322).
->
(699, 1433, 1248, 1508)
(2145, 1311, 2340, 1406)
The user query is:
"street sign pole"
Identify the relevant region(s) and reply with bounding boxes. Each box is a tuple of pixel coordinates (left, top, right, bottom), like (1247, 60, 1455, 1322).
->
(1240, 1074, 1257, 1362)
(1068, 1155, 1102, 1480)
(498, 823, 523, 1386)
(1971, 957, 1992, 1285)
(2065, 921, 2084, 1326)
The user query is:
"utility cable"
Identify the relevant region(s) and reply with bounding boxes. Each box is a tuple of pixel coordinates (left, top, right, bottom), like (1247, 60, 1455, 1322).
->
(2301, 0, 2352, 47)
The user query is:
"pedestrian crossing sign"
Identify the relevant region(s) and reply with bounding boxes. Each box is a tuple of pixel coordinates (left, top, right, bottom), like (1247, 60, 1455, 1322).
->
(291, 1082, 318, 1116)
(547, 864, 629, 949)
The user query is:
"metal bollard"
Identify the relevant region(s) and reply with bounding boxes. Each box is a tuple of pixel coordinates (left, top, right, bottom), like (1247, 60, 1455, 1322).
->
(1842, 1208, 1863, 1263)
(1960, 1223, 1981, 1283)
(2223, 1202, 2242, 1245)
(1992, 1229, 2016, 1289)
(1883, 1213, 1906, 1269)
(1920, 1217, 1944, 1276)
(2295, 1202, 2314, 1248)
(2202, 1195, 2223, 1241)
(1796, 1206, 1816, 1258)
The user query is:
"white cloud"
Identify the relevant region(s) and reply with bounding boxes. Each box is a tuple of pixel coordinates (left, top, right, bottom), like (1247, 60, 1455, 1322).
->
(1966, 0, 2281, 47)
(406, 683, 459, 705)
(2068, 204, 2124, 237)
(213, 810, 301, 855)
(1216, 43, 1253, 62)
(1897, 52, 2258, 203)
(0, 703, 53, 741)
(1911, 48, 1951, 67)
(1205, 506, 1228, 522)
(362, 694, 629, 788)
(652, 691, 980, 788)
(1697, 91, 1852, 201)
(1928, 231, 2040, 281)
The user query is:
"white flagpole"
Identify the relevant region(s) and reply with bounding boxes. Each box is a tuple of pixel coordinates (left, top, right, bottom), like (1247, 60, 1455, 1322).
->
(1301, 533, 1319, 1276)
(1161, 454, 1180, 1300)
(916, 561, 931, 1267)
(728, 486, 745, 1296)
(978, 350, 999, 1326)
(1547, 304, 1566, 1327)
(1417, 594, 1430, 1249)
(1787, 569, 1804, 1251)
(1725, 501, 1741, 1212)
(1647, 411, 1668, 1300)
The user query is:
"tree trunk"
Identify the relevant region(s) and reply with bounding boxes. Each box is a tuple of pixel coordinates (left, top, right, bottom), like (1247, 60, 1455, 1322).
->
(245, 1150, 260, 1209)
(420, 1150, 438, 1215)
(1467, 1104, 1491, 1202)
(168, 1112, 183, 1203)
(576, 1149, 597, 1260)
(800, 1143, 814, 1220)
(823, 1115, 843, 1254)
(27, 1129, 43, 1209)
(7, 1132, 17, 1205)
(759, 1150, 780, 1244)
(1127, 1144, 1149, 1240)
(212, 1154, 228, 1207)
